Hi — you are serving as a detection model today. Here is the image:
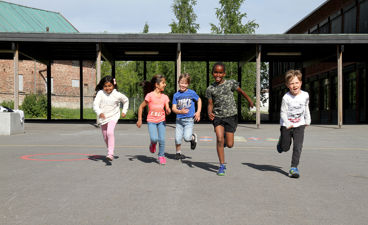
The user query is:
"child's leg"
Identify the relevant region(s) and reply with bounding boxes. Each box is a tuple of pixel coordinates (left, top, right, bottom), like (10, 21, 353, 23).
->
(278, 126, 292, 152)
(182, 118, 194, 142)
(175, 119, 184, 153)
(101, 124, 108, 146)
(157, 122, 166, 157)
(214, 125, 226, 164)
(224, 115, 237, 148)
(103, 120, 117, 156)
(147, 122, 158, 144)
(291, 126, 305, 167)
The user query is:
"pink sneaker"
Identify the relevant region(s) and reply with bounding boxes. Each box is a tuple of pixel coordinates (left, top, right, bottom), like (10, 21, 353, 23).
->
(149, 143, 156, 153)
(158, 156, 166, 165)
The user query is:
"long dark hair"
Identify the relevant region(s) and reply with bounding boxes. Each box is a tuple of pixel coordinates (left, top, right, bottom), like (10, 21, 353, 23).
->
(141, 74, 166, 97)
(95, 75, 117, 94)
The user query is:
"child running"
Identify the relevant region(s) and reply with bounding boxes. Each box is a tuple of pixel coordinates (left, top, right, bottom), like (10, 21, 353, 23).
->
(93, 75, 129, 161)
(172, 73, 202, 160)
(136, 74, 171, 165)
(206, 62, 254, 176)
(277, 69, 311, 178)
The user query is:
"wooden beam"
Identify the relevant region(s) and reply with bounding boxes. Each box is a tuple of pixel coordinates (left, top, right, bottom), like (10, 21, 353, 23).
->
(80, 60, 83, 120)
(256, 44, 261, 128)
(337, 45, 343, 128)
(96, 43, 102, 84)
(176, 43, 181, 91)
(12, 43, 19, 110)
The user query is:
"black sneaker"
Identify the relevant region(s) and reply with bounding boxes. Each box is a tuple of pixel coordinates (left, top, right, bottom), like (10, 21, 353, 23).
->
(190, 133, 198, 150)
(175, 153, 185, 160)
(276, 137, 283, 153)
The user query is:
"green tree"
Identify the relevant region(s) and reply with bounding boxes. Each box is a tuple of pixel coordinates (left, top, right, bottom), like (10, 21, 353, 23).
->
(210, 0, 258, 34)
(170, 0, 199, 33)
(143, 22, 149, 33)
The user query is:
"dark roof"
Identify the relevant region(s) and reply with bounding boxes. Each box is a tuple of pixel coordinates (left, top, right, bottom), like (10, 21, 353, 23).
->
(1, 32, 368, 63)
(0, 1, 78, 33)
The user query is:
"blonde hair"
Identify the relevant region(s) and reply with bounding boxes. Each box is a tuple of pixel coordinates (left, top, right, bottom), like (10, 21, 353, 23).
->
(285, 70, 302, 84)
(178, 73, 191, 85)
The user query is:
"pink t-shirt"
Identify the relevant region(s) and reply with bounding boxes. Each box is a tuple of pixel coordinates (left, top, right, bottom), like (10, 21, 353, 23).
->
(145, 92, 170, 123)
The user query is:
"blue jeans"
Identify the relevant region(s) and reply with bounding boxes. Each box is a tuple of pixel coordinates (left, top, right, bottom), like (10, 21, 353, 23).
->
(175, 117, 194, 145)
(147, 121, 166, 156)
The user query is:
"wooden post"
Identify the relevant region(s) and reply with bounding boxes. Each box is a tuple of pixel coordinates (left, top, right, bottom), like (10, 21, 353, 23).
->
(47, 61, 52, 121)
(96, 44, 102, 84)
(256, 44, 261, 128)
(337, 45, 343, 128)
(176, 43, 181, 91)
(13, 43, 19, 110)
(111, 60, 116, 79)
(237, 62, 242, 121)
(79, 60, 83, 120)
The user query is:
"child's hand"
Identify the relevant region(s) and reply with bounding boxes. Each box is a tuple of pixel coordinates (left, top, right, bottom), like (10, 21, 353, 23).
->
(99, 113, 106, 119)
(136, 120, 142, 128)
(194, 112, 201, 122)
(287, 125, 294, 129)
(208, 112, 215, 121)
(180, 108, 189, 114)
(121, 113, 126, 118)
(166, 108, 171, 115)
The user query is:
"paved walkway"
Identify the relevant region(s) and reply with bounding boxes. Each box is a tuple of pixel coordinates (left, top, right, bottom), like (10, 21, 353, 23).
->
(1, 123, 367, 225)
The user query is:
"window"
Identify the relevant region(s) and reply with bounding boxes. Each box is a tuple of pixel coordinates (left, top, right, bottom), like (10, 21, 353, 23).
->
(331, 12, 342, 33)
(359, 0, 368, 33)
(344, 5, 357, 33)
(72, 61, 79, 67)
(72, 79, 80, 88)
(18, 74, 23, 91)
(346, 71, 357, 109)
(322, 78, 330, 110)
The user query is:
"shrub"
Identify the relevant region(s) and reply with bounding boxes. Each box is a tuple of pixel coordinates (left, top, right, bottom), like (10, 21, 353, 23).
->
(0, 100, 14, 109)
(21, 94, 47, 118)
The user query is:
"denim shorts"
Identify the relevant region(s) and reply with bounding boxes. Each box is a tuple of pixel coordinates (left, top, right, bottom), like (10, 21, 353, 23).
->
(175, 117, 194, 145)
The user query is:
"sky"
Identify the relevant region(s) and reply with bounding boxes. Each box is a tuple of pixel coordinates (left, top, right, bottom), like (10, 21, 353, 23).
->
(5, 0, 327, 34)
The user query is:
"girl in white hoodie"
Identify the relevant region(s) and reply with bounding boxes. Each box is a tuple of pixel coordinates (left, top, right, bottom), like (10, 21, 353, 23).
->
(93, 76, 129, 161)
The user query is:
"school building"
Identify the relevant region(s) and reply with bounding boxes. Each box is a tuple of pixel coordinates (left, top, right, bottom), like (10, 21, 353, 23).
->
(0, 1, 96, 109)
(269, 0, 368, 124)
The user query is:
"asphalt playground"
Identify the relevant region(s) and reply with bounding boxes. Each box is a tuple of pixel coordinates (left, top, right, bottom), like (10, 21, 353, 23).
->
(1, 122, 367, 225)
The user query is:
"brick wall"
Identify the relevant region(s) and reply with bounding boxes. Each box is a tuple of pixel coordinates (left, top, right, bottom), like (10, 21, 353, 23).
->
(0, 59, 96, 108)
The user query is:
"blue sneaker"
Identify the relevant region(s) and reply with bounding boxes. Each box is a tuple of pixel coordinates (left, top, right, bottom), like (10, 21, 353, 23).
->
(217, 164, 226, 176)
(289, 167, 300, 178)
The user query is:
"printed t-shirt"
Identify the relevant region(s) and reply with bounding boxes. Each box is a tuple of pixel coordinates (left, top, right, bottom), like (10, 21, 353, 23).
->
(145, 92, 170, 123)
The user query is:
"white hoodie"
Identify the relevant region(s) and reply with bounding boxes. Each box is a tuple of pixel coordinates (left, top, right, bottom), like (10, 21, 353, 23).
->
(93, 89, 129, 125)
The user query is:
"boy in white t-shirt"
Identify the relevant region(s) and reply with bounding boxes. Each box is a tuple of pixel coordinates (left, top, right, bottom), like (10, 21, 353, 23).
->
(277, 70, 311, 178)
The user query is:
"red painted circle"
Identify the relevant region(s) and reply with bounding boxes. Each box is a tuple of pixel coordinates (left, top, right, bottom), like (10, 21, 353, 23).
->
(20, 153, 100, 161)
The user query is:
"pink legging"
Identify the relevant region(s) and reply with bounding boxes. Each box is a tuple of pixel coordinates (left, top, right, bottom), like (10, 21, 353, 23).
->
(101, 120, 117, 156)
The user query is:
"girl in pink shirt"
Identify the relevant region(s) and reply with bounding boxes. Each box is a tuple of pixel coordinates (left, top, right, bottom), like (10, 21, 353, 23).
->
(137, 74, 171, 165)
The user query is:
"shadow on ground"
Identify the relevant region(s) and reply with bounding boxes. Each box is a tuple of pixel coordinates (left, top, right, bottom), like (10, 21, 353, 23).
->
(88, 155, 119, 166)
(242, 162, 289, 177)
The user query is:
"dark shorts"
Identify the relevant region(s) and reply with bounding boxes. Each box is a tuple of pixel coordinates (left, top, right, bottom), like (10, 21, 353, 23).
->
(212, 115, 238, 133)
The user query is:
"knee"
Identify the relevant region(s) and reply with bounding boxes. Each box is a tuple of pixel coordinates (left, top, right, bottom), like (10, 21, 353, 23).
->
(158, 137, 165, 144)
(227, 143, 234, 148)
(184, 134, 192, 142)
(106, 130, 114, 138)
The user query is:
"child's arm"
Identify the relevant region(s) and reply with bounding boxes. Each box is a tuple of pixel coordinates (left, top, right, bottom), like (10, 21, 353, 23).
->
(236, 87, 254, 108)
(280, 98, 293, 129)
(165, 102, 171, 115)
(207, 98, 215, 121)
(172, 104, 189, 114)
(93, 91, 105, 119)
(194, 97, 202, 122)
(305, 96, 311, 126)
(120, 93, 129, 118)
(136, 100, 147, 128)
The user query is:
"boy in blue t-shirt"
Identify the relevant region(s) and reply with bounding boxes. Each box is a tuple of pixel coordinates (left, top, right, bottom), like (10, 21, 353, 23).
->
(172, 73, 202, 160)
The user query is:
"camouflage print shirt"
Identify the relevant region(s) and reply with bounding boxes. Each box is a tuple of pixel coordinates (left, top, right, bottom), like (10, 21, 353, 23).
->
(206, 79, 239, 118)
